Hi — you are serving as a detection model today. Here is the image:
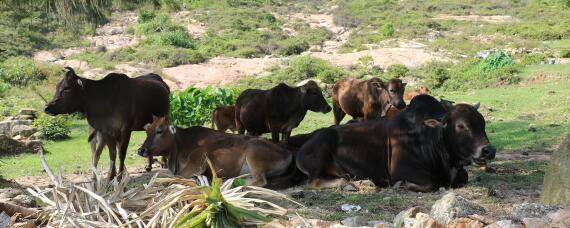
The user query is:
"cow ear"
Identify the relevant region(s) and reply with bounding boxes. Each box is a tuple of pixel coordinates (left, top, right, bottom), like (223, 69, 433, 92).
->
(440, 99, 455, 112)
(300, 85, 307, 94)
(473, 102, 480, 110)
(144, 123, 151, 131)
(169, 125, 176, 134)
(424, 119, 444, 128)
(76, 79, 83, 87)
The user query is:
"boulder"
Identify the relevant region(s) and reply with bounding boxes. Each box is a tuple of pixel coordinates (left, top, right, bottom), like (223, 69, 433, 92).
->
(448, 218, 485, 228)
(393, 206, 420, 228)
(0, 134, 28, 154)
(0, 120, 12, 135)
(18, 108, 37, 117)
(10, 125, 36, 137)
(430, 192, 486, 225)
(512, 203, 561, 220)
(484, 220, 521, 228)
(29, 132, 44, 140)
(548, 207, 570, 227)
(341, 216, 368, 227)
(412, 212, 443, 228)
(12, 194, 36, 208)
(368, 220, 392, 228)
(521, 217, 549, 228)
(541, 133, 570, 205)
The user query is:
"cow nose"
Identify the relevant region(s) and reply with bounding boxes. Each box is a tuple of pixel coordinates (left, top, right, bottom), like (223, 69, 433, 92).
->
(138, 148, 148, 157)
(482, 146, 496, 160)
(322, 105, 332, 113)
(44, 105, 52, 114)
(397, 101, 406, 109)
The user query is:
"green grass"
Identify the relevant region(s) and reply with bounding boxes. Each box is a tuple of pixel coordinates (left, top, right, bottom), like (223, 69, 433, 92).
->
(519, 63, 570, 79)
(545, 39, 570, 49)
(0, 119, 147, 179)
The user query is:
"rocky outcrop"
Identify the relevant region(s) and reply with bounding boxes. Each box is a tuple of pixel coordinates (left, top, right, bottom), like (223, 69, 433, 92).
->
(430, 192, 486, 225)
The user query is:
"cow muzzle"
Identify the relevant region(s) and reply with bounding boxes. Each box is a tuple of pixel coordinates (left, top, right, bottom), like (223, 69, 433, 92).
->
(474, 145, 496, 165)
(138, 147, 149, 157)
(395, 100, 406, 109)
(44, 103, 55, 115)
(320, 104, 332, 113)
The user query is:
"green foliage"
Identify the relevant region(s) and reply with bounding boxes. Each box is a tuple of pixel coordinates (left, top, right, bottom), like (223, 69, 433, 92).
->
(0, 82, 9, 97)
(561, 49, 570, 58)
(381, 23, 395, 37)
(0, 57, 48, 86)
(169, 86, 235, 127)
(421, 61, 451, 89)
(518, 53, 549, 65)
(144, 30, 196, 48)
(76, 45, 205, 68)
(477, 50, 514, 72)
(385, 64, 409, 78)
(442, 57, 520, 91)
(276, 38, 309, 56)
(33, 114, 71, 140)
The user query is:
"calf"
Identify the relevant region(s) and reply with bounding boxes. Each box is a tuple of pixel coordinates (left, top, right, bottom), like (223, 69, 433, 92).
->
(332, 78, 406, 125)
(404, 85, 430, 101)
(211, 105, 237, 133)
(138, 117, 293, 187)
(235, 80, 331, 142)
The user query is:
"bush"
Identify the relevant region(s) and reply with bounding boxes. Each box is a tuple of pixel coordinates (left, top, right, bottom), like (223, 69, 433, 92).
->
(135, 13, 184, 36)
(442, 57, 520, 91)
(0, 57, 47, 86)
(477, 50, 514, 72)
(561, 49, 570, 58)
(0, 82, 9, 97)
(276, 38, 310, 56)
(169, 86, 235, 127)
(145, 30, 196, 48)
(381, 23, 395, 37)
(422, 61, 451, 89)
(518, 53, 548, 65)
(385, 64, 409, 78)
(33, 114, 71, 140)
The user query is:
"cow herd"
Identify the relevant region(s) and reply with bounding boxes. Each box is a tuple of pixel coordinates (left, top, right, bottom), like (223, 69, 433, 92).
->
(44, 67, 496, 192)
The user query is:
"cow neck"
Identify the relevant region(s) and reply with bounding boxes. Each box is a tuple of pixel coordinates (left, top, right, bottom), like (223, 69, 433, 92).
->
(401, 111, 450, 172)
(168, 126, 182, 175)
(78, 77, 107, 128)
(443, 124, 464, 168)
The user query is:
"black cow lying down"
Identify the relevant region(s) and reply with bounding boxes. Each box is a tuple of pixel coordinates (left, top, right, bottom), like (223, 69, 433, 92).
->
(296, 95, 495, 192)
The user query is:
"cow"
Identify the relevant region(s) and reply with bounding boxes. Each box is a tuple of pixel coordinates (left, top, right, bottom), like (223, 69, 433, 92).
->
(211, 105, 237, 133)
(44, 67, 170, 180)
(137, 116, 293, 187)
(332, 78, 406, 125)
(235, 80, 331, 142)
(404, 85, 430, 101)
(296, 95, 496, 192)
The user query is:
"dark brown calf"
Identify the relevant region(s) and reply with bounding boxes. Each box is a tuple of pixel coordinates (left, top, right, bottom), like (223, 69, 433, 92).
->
(211, 105, 237, 133)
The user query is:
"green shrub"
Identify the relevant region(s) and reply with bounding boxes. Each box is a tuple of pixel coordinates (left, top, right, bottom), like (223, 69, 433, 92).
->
(0, 57, 47, 86)
(477, 50, 514, 72)
(0, 82, 9, 97)
(169, 86, 235, 127)
(276, 38, 309, 56)
(422, 61, 451, 89)
(561, 49, 570, 58)
(442, 57, 520, 91)
(145, 30, 196, 48)
(518, 53, 548, 65)
(381, 23, 395, 37)
(385, 64, 409, 78)
(138, 9, 156, 23)
(135, 13, 184, 36)
(33, 114, 71, 140)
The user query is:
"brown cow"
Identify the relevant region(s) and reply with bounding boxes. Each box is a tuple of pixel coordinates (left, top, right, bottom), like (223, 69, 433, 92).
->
(332, 78, 406, 125)
(45, 67, 170, 180)
(404, 85, 430, 101)
(211, 105, 237, 133)
(235, 80, 331, 142)
(137, 117, 293, 187)
(296, 95, 495, 192)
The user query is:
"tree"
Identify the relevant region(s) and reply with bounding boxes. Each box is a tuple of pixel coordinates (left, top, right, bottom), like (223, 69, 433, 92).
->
(541, 133, 570, 205)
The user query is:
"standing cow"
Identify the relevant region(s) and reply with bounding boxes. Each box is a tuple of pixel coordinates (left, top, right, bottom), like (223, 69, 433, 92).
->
(235, 80, 331, 142)
(44, 67, 170, 180)
(332, 78, 406, 125)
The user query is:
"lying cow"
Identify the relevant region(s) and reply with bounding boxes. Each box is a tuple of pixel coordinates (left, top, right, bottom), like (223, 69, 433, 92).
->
(235, 80, 331, 142)
(211, 105, 237, 133)
(138, 116, 293, 187)
(332, 78, 406, 125)
(404, 85, 430, 101)
(296, 95, 495, 192)
(45, 68, 170, 180)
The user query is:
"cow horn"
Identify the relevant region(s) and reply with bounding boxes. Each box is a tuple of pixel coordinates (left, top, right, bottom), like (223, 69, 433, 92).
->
(473, 102, 480, 110)
(64, 67, 75, 73)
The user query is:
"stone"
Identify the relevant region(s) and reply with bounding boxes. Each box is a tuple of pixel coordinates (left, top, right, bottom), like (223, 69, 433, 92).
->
(0, 134, 28, 154)
(548, 208, 570, 227)
(18, 108, 36, 116)
(368, 220, 392, 228)
(341, 216, 368, 227)
(340, 204, 362, 212)
(24, 140, 42, 152)
(468, 214, 494, 225)
(12, 194, 36, 208)
(10, 125, 36, 138)
(512, 203, 561, 219)
(264, 219, 289, 228)
(413, 212, 443, 228)
(16, 115, 34, 120)
(0, 120, 12, 135)
(430, 192, 486, 225)
(521, 217, 549, 228)
(394, 206, 421, 228)
(0, 187, 21, 199)
(29, 132, 44, 140)
(448, 218, 485, 228)
(541, 132, 570, 204)
(484, 220, 521, 228)
(528, 125, 537, 132)
(343, 184, 358, 192)
(0, 212, 11, 228)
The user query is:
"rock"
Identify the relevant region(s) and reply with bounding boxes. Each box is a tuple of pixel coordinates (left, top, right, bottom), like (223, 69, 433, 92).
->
(18, 108, 37, 116)
(430, 192, 486, 225)
(394, 206, 420, 228)
(468, 214, 494, 225)
(0, 134, 29, 154)
(403, 218, 415, 228)
(548, 207, 570, 227)
(0, 120, 12, 135)
(264, 219, 289, 228)
(528, 125, 537, 132)
(521, 217, 549, 228)
(413, 212, 443, 228)
(541, 132, 570, 204)
(340, 204, 362, 212)
(24, 140, 43, 152)
(0, 187, 21, 199)
(12, 135, 22, 141)
(512, 203, 561, 219)
(368, 220, 392, 227)
(16, 115, 34, 120)
(0, 212, 11, 228)
(29, 132, 44, 140)
(343, 184, 358, 192)
(10, 125, 36, 138)
(341, 216, 368, 227)
(448, 218, 485, 228)
(12, 194, 36, 208)
(484, 220, 521, 228)
(288, 218, 341, 228)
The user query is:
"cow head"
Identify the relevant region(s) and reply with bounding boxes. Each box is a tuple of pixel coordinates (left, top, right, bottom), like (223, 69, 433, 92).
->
(44, 67, 86, 115)
(301, 80, 332, 113)
(406, 95, 447, 129)
(442, 101, 496, 166)
(138, 116, 176, 158)
(387, 79, 407, 109)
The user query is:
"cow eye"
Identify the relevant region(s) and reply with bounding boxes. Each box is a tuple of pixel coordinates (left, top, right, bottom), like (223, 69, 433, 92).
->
(457, 124, 467, 130)
(156, 129, 163, 134)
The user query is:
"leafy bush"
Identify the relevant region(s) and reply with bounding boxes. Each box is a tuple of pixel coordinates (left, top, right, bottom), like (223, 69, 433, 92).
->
(561, 49, 570, 58)
(138, 9, 156, 23)
(442, 57, 520, 91)
(477, 50, 514, 72)
(385, 64, 409, 78)
(276, 38, 309, 56)
(0, 81, 9, 97)
(518, 53, 548, 65)
(169, 86, 235, 127)
(0, 57, 47, 86)
(136, 13, 185, 36)
(33, 114, 71, 140)
(381, 23, 395, 37)
(144, 30, 196, 48)
(421, 61, 451, 89)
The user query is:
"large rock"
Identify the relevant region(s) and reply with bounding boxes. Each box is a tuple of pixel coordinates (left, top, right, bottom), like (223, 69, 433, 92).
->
(0, 188, 36, 208)
(541, 133, 570, 205)
(512, 203, 561, 220)
(521, 218, 549, 228)
(10, 125, 36, 137)
(430, 192, 486, 225)
(448, 218, 485, 228)
(412, 212, 443, 228)
(341, 216, 368, 227)
(18, 108, 37, 117)
(393, 206, 420, 228)
(548, 207, 570, 227)
(484, 220, 521, 228)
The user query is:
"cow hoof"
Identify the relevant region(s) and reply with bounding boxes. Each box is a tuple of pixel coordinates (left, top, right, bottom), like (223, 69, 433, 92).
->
(145, 166, 152, 172)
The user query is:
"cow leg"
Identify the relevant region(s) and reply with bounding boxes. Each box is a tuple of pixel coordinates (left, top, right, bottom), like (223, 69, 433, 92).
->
(404, 181, 434, 192)
(308, 178, 346, 189)
(249, 173, 268, 187)
(145, 156, 153, 172)
(271, 131, 280, 143)
(333, 103, 345, 125)
(107, 138, 118, 181)
(281, 131, 291, 142)
(117, 130, 132, 180)
(91, 132, 106, 171)
(451, 167, 469, 188)
(161, 157, 167, 168)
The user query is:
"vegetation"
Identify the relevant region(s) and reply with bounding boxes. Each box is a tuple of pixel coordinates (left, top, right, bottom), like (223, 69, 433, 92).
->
(169, 86, 235, 128)
(385, 64, 409, 78)
(33, 114, 71, 140)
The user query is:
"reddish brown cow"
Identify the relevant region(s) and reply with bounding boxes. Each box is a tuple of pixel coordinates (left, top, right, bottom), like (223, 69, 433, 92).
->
(296, 95, 496, 191)
(211, 105, 237, 133)
(404, 85, 430, 101)
(332, 78, 406, 125)
(138, 117, 293, 187)
(45, 68, 170, 180)
(235, 81, 331, 142)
